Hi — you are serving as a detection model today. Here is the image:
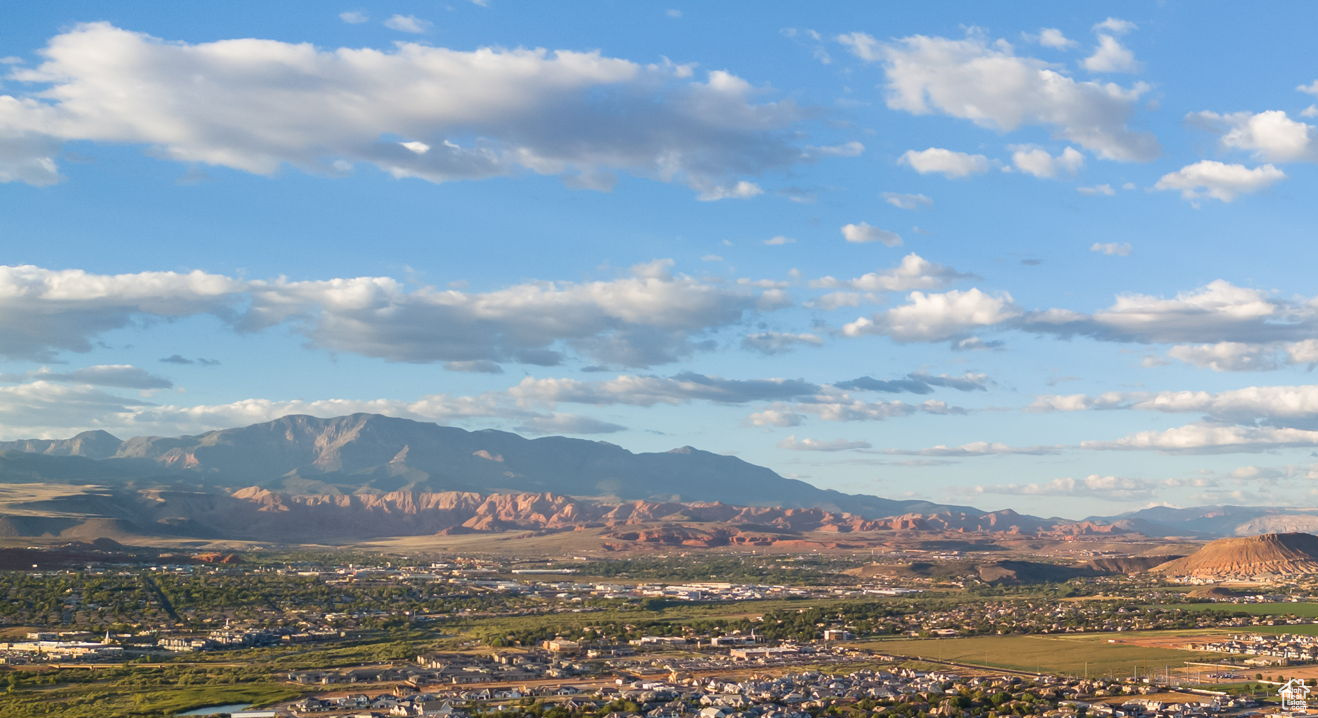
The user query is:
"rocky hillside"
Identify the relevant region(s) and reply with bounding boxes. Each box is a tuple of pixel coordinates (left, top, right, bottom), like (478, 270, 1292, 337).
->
(0, 487, 1103, 544)
(1151, 532, 1318, 577)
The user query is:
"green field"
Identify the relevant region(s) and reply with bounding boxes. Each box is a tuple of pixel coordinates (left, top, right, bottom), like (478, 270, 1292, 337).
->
(1162, 602, 1318, 618)
(0, 682, 301, 718)
(861, 634, 1212, 679)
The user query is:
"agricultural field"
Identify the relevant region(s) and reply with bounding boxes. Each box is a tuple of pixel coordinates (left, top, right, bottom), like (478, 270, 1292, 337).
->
(860, 633, 1215, 679)
(1160, 602, 1318, 618)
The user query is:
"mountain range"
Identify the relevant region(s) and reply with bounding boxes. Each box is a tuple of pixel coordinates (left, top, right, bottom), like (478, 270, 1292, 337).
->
(0, 413, 964, 517)
(0, 413, 1313, 545)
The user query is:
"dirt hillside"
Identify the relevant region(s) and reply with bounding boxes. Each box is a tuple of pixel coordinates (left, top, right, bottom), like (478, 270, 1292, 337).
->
(1151, 532, 1318, 577)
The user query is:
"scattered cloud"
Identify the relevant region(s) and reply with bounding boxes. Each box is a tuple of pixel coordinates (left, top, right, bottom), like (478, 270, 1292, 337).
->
(0, 265, 243, 361)
(882, 191, 933, 210)
(886, 425, 1318, 457)
(1154, 161, 1284, 203)
(1034, 383, 1318, 431)
(1022, 280, 1318, 346)
(782, 27, 832, 65)
(1034, 28, 1075, 50)
(1093, 18, 1137, 35)
(812, 253, 973, 293)
(747, 409, 804, 427)
(1083, 422, 1318, 453)
(899, 147, 989, 178)
(696, 180, 764, 202)
(0, 365, 173, 390)
(0, 381, 153, 435)
(506, 369, 977, 429)
(513, 414, 626, 435)
(244, 264, 776, 368)
(858, 31, 1156, 161)
(1010, 145, 1084, 178)
(1231, 463, 1318, 481)
(741, 332, 823, 355)
(1090, 242, 1131, 256)
(0, 377, 667, 440)
(835, 371, 989, 394)
(338, 11, 369, 24)
(444, 360, 505, 374)
(1077, 184, 1116, 196)
(759, 397, 964, 424)
(1166, 340, 1318, 372)
(382, 14, 432, 33)
(763, 235, 796, 246)
(885, 441, 1058, 457)
(1082, 34, 1139, 74)
(834, 274, 1303, 354)
(509, 372, 823, 407)
(1193, 110, 1318, 163)
(843, 288, 1020, 342)
(778, 435, 871, 451)
(840, 222, 901, 246)
(806, 141, 865, 158)
(0, 263, 783, 369)
(976, 474, 1155, 500)
(159, 355, 220, 366)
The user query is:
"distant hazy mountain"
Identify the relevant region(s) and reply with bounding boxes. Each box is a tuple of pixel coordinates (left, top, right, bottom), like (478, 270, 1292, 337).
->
(1087, 505, 1318, 538)
(0, 413, 975, 519)
(1, 430, 123, 459)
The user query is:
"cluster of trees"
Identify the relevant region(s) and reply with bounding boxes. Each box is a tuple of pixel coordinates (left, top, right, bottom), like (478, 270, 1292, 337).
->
(153, 572, 533, 622)
(0, 569, 544, 631)
(0, 573, 171, 628)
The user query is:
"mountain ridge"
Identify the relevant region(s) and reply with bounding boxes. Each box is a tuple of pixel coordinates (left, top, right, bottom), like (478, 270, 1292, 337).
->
(1087, 505, 1318, 538)
(0, 413, 978, 519)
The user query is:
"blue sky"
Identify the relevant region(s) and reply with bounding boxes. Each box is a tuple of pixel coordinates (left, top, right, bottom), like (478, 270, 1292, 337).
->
(4, 2, 1318, 517)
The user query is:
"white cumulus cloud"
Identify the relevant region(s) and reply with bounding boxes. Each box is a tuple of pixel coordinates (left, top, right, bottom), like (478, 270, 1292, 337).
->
(1011, 145, 1084, 178)
(812, 253, 972, 294)
(1154, 161, 1285, 203)
(841, 222, 902, 246)
(1082, 34, 1139, 73)
(859, 32, 1156, 161)
(843, 288, 1021, 342)
(1193, 110, 1318, 163)
(899, 147, 989, 178)
(1035, 28, 1075, 49)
